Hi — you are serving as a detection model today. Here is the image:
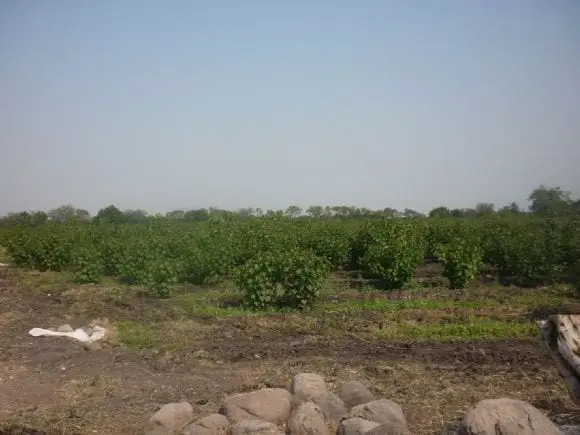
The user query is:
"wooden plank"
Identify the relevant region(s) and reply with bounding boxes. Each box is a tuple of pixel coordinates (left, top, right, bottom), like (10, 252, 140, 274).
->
(538, 315, 580, 406)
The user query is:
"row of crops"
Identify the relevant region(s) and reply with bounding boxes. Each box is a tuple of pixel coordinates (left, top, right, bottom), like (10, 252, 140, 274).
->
(1, 215, 579, 309)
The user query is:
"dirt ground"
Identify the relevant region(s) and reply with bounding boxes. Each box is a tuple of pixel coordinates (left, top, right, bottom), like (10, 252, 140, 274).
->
(1, 266, 579, 435)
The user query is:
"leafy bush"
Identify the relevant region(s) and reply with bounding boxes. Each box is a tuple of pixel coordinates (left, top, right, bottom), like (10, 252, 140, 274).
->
(145, 260, 179, 298)
(435, 236, 483, 289)
(72, 246, 103, 284)
(357, 220, 426, 289)
(482, 216, 568, 284)
(234, 252, 279, 310)
(234, 249, 329, 310)
(300, 221, 353, 269)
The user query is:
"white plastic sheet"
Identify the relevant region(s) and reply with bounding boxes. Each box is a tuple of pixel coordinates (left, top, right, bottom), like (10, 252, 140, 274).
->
(28, 326, 105, 342)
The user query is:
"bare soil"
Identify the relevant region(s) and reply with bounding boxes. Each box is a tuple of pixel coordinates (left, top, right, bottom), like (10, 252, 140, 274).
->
(0, 267, 578, 435)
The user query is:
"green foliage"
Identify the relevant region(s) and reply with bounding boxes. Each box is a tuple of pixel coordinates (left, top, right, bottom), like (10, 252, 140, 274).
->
(2, 212, 578, 299)
(300, 221, 354, 269)
(357, 220, 426, 290)
(4, 223, 73, 271)
(234, 252, 279, 310)
(72, 246, 103, 284)
(482, 216, 568, 283)
(277, 249, 330, 309)
(146, 260, 179, 298)
(234, 249, 329, 310)
(434, 224, 483, 289)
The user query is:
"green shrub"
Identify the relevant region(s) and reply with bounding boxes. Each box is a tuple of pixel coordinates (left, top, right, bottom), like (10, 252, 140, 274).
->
(358, 220, 426, 290)
(234, 249, 329, 310)
(435, 239, 483, 289)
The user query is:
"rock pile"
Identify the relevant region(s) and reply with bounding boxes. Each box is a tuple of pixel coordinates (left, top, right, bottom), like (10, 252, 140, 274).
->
(143, 372, 568, 435)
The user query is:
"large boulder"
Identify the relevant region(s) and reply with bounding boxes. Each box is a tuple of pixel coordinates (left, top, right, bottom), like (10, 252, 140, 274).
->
(181, 413, 229, 434)
(144, 402, 193, 435)
(288, 401, 330, 435)
(459, 398, 563, 435)
(337, 381, 376, 408)
(347, 399, 409, 432)
(290, 373, 328, 402)
(289, 373, 347, 424)
(220, 388, 292, 425)
(230, 419, 284, 435)
(337, 417, 380, 435)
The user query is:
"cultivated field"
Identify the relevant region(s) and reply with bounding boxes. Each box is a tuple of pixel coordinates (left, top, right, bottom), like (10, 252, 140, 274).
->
(0, 215, 579, 434)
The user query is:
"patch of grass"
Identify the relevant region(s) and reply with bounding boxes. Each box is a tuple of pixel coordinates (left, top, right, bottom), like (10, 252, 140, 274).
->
(171, 290, 246, 317)
(115, 321, 171, 349)
(0, 246, 9, 263)
(116, 319, 213, 350)
(320, 293, 570, 313)
(13, 269, 75, 295)
(373, 318, 539, 341)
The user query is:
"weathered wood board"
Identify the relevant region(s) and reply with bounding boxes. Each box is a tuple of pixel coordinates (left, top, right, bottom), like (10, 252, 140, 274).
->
(538, 313, 580, 406)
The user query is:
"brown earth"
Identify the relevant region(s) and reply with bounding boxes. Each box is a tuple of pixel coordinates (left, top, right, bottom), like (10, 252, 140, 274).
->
(0, 266, 578, 435)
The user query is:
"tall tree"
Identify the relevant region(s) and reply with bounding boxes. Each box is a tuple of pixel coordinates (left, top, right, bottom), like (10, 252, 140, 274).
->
(47, 205, 78, 222)
(429, 206, 452, 218)
(528, 185, 572, 215)
(285, 205, 302, 218)
(474, 203, 495, 217)
(95, 205, 125, 224)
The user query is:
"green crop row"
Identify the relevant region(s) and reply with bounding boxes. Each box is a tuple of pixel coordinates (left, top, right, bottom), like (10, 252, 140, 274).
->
(2, 214, 579, 308)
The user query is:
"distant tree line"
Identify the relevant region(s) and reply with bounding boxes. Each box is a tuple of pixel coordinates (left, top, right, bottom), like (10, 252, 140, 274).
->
(1, 185, 579, 228)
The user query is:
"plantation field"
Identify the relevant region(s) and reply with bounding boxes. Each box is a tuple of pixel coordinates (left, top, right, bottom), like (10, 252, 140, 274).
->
(0, 215, 579, 434)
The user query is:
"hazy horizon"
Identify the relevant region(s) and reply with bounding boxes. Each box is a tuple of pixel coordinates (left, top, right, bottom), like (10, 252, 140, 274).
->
(1, 1, 579, 216)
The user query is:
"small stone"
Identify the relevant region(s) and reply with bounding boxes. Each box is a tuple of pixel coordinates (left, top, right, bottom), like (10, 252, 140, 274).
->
(191, 349, 211, 360)
(83, 342, 102, 351)
(57, 324, 73, 333)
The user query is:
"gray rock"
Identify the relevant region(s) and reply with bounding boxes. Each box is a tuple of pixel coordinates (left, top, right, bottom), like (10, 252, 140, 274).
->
(181, 413, 230, 434)
(347, 399, 409, 432)
(180, 424, 213, 435)
(337, 417, 380, 435)
(337, 381, 375, 408)
(57, 324, 74, 333)
(459, 398, 563, 435)
(365, 423, 411, 435)
(311, 391, 347, 425)
(288, 373, 346, 425)
(560, 425, 580, 435)
(290, 373, 328, 402)
(288, 401, 329, 435)
(220, 388, 292, 425)
(230, 419, 284, 435)
(83, 341, 102, 351)
(144, 402, 193, 435)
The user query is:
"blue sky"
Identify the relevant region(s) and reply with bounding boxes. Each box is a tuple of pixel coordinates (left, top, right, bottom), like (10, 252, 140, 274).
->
(1, 0, 579, 215)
